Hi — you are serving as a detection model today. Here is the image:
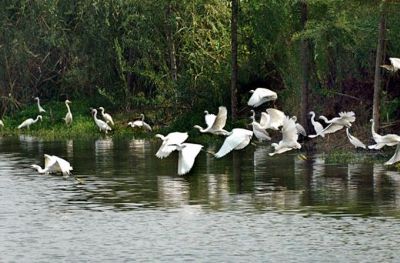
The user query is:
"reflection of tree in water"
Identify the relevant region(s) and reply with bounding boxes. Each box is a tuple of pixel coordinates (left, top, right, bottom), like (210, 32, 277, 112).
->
(373, 164, 400, 212)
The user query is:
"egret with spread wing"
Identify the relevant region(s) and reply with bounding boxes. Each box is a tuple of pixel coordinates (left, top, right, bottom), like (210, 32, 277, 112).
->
(214, 128, 253, 158)
(155, 132, 189, 159)
(194, 106, 229, 135)
(31, 154, 73, 176)
(269, 116, 302, 156)
(247, 88, 277, 107)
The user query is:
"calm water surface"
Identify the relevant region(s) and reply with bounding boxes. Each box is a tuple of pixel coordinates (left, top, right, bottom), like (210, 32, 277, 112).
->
(0, 135, 400, 262)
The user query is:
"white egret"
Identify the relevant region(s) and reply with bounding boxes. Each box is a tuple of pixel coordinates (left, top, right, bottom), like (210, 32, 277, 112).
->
(31, 154, 73, 176)
(269, 116, 302, 156)
(34, 97, 46, 113)
(309, 111, 355, 138)
(194, 106, 229, 135)
(214, 128, 253, 158)
(91, 108, 112, 134)
(291, 116, 307, 136)
(128, 114, 152, 131)
(18, 115, 42, 130)
(309, 111, 324, 135)
(155, 132, 189, 159)
(346, 128, 366, 149)
(260, 108, 286, 130)
(204, 110, 217, 128)
(99, 107, 114, 125)
(380, 57, 400, 72)
(384, 143, 400, 165)
(247, 88, 277, 107)
(368, 119, 400, 150)
(171, 143, 203, 175)
(250, 110, 271, 142)
(0, 119, 4, 128)
(63, 100, 73, 126)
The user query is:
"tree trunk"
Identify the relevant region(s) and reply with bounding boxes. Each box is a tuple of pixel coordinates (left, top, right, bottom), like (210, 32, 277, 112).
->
(230, 0, 238, 121)
(299, 0, 311, 132)
(166, 2, 177, 82)
(372, 2, 386, 131)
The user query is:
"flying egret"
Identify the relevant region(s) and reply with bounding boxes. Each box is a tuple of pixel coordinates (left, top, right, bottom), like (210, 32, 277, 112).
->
(309, 111, 355, 138)
(346, 128, 366, 149)
(384, 143, 400, 165)
(269, 116, 302, 156)
(214, 128, 253, 158)
(247, 88, 278, 107)
(368, 119, 400, 149)
(31, 154, 73, 176)
(260, 108, 286, 130)
(250, 110, 271, 142)
(99, 107, 114, 125)
(34, 97, 46, 113)
(18, 115, 42, 130)
(91, 108, 112, 134)
(309, 111, 324, 135)
(0, 119, 4, 128)
(380, 57, 400, 72)
(128, 114, 152, 131)
(155, 132, 189, 159)
(193, 106, 229, 135)
(63, 100, 73, 126)
(170, 143, 203, 175)
(204, 110, 217, 129)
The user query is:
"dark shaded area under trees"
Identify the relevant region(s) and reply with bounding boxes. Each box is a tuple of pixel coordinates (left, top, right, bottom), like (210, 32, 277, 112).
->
(1, 0, 400, 132)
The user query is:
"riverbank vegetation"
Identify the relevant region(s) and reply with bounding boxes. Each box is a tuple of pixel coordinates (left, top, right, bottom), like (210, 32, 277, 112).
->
(1, 1, 400, 142)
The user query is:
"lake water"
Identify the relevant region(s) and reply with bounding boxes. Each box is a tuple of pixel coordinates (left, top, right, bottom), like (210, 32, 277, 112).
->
(0, 135, 399, 262)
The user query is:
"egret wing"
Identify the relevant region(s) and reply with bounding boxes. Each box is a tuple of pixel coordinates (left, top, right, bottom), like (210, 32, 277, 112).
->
(205, 113, 216, 128)
(389, 57, 400, 70)
(177, 143, 203, 175)
(215, 129, 252, 158)
(211, 106, 227, 130)
(266, 108, 285, 129)
(259, 112, 270, 128)
(384, 143, 400, 165)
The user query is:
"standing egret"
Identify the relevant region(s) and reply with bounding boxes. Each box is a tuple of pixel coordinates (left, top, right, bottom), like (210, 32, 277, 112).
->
(98, 107, 114, 126)
(269, 116, 302, 156)
(34, 97, 46, 113)
(309, 111, 324, 135)
(31, 154, 73, 176)
(346, 128, 366, 149)
(380, 57, 400, 72)
(155, 132, 189, 159)
(193, 106, 229, 135)
(18, 115, 42, 130)
(91, 108, 112, 134)
(0, 119, 4, 128)
(171, 143, 203, 175)
(247, 88, 277, 107)
(128, 114, 152, 131)
(250, 110, 271, 142)
(368, 119, 400, 149)
(214, 128, 253, 158)
(63, 100, 73, 126)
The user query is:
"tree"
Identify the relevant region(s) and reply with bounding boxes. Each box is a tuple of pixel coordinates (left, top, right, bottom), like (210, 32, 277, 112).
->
(230, 0, 238, 121)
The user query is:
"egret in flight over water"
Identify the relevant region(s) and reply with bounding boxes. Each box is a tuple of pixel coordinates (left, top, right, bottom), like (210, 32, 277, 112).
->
(18, 115, 42, 130)
(31, 154, 73, 176)
(214, 128, 253, 158)
(247, 88, 277, 107)
(171, 143, 203, 175)
(269, 116, 302, 156)
(194, 106, 229, 135)
(155, 132, 189, 159)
